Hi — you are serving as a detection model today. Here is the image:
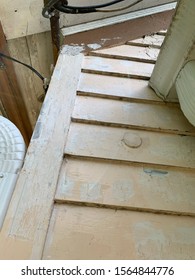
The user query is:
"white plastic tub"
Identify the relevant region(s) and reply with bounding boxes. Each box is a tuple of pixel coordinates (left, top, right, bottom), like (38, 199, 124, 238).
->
(0, 116, 26, 229)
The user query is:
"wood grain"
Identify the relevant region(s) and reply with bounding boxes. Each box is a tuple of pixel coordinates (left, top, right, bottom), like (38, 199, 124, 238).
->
(77, 73, 178, 103)
(7, 32, 53, 128)
(43, 204, 195, 259)
(56, 158, 195, 216)
(82, 56, 154, 79)
(72, 96, 195, 135)
(127, 34, 165, 48)
(0, 51, 83, 260)
(90, 45, 160, 63)
(65, 123, 195, 169)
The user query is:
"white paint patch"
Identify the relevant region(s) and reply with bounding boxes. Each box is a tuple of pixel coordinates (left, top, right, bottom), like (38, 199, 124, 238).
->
(61, 177, 75, 197)
(113, 179, 134, 202)
(133, 222, 167, 259)
(101, 38, 111, 44)
(80, 183, 102, 201)
(87, 43, 101, 50)
(61, 45, 85, 55)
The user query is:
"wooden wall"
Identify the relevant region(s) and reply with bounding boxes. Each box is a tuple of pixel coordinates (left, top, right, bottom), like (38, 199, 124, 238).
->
(7, 32, 54, 128)
(0, 1, 54, 130)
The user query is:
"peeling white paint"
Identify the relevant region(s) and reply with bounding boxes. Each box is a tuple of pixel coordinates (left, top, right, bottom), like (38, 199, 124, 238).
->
(133, 222, 167, 259)
(87, 43, 101, 50)
(101, 38, 111, 44)
(61, 45, 85, 55)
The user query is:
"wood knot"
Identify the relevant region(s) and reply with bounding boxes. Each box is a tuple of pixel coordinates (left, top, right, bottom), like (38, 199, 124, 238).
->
(122, 132, 142, 148)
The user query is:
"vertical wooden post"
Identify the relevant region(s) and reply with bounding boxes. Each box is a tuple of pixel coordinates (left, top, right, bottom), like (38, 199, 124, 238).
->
(0, 22, 32, 145)
(44, 0, 60, 63)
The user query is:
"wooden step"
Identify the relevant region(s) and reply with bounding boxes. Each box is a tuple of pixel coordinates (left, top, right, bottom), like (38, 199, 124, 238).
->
(82, 56, 154, 79)
(72, 96, 195, 135)
(43, 204, 195, 260)
(65, 123, 195, 169)
(90, 45, 160, 63)
(77, 73, 178, 103)
(55, 158, 195, 216)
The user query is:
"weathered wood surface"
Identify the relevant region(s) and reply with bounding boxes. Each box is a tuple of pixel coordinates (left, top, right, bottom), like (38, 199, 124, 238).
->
(7, 31, 53, 128)
(72, 96, 195, 135)
(77, 73, 175, 103)
(62, 9, 174, 52)
(0, 100, 6, 117)
(43, 29, 195, 260)
(1, 29, 195, 260)
(91, 45, 160, 63)
(65, 123, 195, 169)
(55, 158, 195, 216)
(82, 56, 154, 79)
(0, 51, 83, 259)
(43, 204, 195, 260)
(127, 34, 165, 48)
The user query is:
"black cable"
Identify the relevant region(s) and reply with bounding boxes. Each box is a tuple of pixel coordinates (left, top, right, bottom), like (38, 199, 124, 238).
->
(55, 0, 126, 14)
(0, 52, 49, 97)
(59, 0, 127, 10)
(43, 0, 136, 16)
(0, 52, 45, 81)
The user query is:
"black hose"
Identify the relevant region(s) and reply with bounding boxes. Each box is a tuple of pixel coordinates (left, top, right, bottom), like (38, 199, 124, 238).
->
(43, 0, 128, 16)
(0, 52, 45, 81)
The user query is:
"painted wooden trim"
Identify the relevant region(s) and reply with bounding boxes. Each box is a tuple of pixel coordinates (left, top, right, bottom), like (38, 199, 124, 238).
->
(61, 9, 175, 52)
(0, 49, 83, 259)
(62, 3, 176, 37)
(149, 0, 195, 100)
